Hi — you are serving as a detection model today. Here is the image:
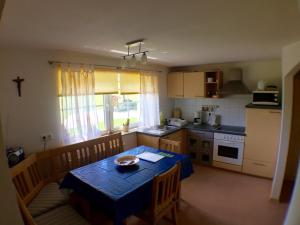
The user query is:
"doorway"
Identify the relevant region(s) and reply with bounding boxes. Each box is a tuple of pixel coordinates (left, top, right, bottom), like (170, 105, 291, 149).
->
(280, 72, 300, 202)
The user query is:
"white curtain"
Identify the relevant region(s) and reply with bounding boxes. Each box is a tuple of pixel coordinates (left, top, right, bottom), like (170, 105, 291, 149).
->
(59, 65, 101, 144)
(139, 71, 160, 127)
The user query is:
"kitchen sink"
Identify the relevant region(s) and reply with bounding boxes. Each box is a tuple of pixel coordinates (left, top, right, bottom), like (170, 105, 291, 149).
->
(145, 125, 178, 135)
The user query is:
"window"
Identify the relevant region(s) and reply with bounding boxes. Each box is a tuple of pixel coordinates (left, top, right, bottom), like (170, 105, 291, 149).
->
(111, 94, 140, 129)
(58, 67, 142, 144)
(59, 95, 105, 143)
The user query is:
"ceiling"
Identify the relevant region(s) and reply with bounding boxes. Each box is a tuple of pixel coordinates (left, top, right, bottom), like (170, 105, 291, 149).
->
(0, 0, 300, 66)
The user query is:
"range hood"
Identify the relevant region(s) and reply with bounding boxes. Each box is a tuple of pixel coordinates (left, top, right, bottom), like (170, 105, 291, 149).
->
(220, 68, 250, 95)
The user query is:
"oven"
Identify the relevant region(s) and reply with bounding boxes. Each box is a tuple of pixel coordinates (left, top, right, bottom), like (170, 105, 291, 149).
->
(213, 133, 245, 166)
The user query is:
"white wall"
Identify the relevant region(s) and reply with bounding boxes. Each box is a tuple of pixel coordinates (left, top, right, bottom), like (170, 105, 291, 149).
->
(0, 48, 172, 153)
(0, 118, 23, 225)
(171, 59, 281, 126)
(271, 40, 300, 200)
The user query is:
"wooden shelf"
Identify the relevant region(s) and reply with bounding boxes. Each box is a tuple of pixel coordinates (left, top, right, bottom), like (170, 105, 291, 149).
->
(204, 71, 223, 98)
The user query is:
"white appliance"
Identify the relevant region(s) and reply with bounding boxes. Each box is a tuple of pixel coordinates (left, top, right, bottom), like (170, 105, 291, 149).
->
(213, 133, 245, 166)
(252, 90, 280, 106)
(167, 118, 187, 127)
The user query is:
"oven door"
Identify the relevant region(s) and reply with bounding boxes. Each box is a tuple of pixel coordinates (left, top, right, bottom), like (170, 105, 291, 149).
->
(213, 140, 244, 165)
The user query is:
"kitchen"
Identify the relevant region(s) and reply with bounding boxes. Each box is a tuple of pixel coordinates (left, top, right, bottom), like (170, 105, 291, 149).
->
(135, 61, 282, 179)
(1, 1, 299, 225)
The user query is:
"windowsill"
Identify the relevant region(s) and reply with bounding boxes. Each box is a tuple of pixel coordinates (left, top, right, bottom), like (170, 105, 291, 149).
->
(121, 128, 138, 136)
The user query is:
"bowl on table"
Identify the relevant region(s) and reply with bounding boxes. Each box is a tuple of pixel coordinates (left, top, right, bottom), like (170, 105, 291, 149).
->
(114, 155, 139, 166)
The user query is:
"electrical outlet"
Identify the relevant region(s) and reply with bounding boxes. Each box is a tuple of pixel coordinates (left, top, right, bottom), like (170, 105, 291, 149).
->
(40, 133, 53, 142)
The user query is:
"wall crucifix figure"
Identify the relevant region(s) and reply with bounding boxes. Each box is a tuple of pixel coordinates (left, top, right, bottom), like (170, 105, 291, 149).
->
(12, 76, 25, 97)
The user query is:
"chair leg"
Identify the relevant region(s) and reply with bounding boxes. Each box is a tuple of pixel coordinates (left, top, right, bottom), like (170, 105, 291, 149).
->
(171, 206, 178, 225)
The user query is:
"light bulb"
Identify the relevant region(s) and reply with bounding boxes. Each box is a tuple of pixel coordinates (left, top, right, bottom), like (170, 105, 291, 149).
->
(141, 52, 148, 65)
(130, 54, 137, 67)
(120, 56, 126, 68)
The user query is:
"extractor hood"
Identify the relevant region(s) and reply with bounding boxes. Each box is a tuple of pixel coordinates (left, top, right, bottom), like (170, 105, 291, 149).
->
(220, 68, 250, 95)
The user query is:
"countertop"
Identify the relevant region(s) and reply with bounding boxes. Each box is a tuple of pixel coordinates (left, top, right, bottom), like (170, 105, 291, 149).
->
(246, 103, 282, 110)
(136, 126, 182, 137)
(184, 123, 246, 136)
(137, 123, 246, 137)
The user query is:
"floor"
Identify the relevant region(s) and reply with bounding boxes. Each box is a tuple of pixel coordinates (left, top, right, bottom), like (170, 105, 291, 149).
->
(93, 164, 289, 225)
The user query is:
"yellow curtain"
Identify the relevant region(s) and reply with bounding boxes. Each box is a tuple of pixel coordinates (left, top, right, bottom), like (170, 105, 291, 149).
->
(94, 69, 119, 94)
(119, 71, 141, 94)
(58, 67, 141, 95)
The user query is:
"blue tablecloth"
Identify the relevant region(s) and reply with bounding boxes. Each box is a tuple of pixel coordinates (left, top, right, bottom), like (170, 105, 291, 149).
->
(60, 145, 193, 225)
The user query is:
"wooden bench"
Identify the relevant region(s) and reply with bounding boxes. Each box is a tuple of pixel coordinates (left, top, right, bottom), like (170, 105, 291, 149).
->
(11, 132, 124, 225)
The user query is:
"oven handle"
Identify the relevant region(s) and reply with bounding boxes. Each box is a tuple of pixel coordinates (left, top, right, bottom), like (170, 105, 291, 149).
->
(222, 140, 235, 144)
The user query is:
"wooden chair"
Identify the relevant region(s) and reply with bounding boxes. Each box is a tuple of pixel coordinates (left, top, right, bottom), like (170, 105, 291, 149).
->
(49, 132, 124, 181)
(12, 132, 124, 225)
(17, 193, 90, 225)
(137, 163, 181, 225)
(160, 139, 181, 153)
(11, 155, 68, 219)
(11, 154, 45, 206)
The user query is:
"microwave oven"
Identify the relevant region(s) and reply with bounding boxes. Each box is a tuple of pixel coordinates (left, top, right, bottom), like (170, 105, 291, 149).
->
(252, 90, 280, 105)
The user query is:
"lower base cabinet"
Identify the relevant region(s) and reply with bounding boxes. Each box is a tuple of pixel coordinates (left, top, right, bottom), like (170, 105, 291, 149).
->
(243, 159, 275, 178)
(213, 161, 242, 172)
(137, 133, 160, 148)
(242, 108, 281, 178)
(137, 130, 187, 153)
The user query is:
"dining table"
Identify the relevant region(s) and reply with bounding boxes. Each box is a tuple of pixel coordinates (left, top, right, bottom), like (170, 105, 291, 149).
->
(60, 145, 193, 225)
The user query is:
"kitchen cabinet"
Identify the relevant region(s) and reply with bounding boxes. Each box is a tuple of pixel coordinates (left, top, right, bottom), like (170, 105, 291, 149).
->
(242, 108, 281, 178)
(204, 71, 223, 98)
(187, 130, 213, 165)
(137, 133, 160, 148)
(167, 71, 222, 99)
(161, 129, 187, 153)
(184, 72, 205, 98)
(167, 72, 184, 98)
(137, 130, 187, 153)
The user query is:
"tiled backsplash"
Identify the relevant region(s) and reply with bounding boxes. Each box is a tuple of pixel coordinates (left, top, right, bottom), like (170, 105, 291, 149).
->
(174, 95, 252, 127)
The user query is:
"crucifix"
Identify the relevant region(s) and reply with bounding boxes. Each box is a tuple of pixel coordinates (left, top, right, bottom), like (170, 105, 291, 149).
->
(12, 76, 25, 97)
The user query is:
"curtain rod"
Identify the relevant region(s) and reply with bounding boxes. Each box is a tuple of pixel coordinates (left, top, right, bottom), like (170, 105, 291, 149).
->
(48, 60, 162, 73)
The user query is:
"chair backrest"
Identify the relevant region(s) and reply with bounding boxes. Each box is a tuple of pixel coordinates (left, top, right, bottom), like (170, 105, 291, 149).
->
(50, 132, 124, 180)
(11, 154, 44, 205)
(151, 163, 181, 216)
(160, 139, 181, 153)
(102, 132, 124, 157)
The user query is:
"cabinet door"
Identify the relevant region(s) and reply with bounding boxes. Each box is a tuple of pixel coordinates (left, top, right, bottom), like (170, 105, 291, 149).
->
(244, 108, 281, 163)
(183, 72, 205, 98)
(167, 72, 184, 98)
(162, 130, 187, 153)
(137, 134, 160, 148)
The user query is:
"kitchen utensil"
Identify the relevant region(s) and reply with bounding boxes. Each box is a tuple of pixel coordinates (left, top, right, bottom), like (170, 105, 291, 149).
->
(172, 108, 182, 118)
(257, 80, 265, 90)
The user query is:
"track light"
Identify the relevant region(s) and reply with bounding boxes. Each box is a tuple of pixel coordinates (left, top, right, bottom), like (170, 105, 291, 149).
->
(130, 55, 137, 67)
(141, 52, 148, 65)
(119, 39, 149, 68)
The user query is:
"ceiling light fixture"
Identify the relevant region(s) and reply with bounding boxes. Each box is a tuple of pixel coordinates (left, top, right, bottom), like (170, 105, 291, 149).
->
(119, 39, 149, 68)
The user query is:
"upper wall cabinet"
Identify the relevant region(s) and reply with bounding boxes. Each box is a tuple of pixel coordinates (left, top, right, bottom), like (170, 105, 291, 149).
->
(183, 72, 205, 98)
(167, 72, 184, 98)
(167, 71, 223, 99)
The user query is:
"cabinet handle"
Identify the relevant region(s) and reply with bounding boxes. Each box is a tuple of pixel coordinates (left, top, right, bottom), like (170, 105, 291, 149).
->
(253, 162, 266, 167)
(269, 111, 280, 114)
